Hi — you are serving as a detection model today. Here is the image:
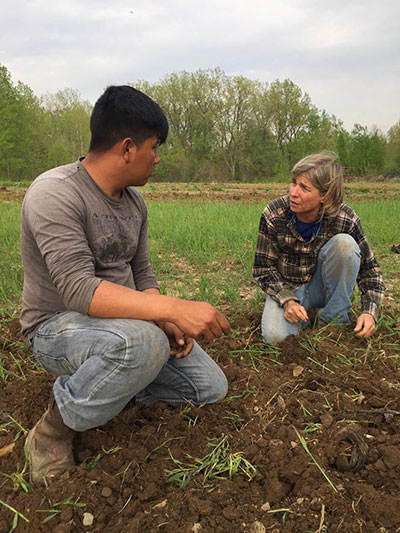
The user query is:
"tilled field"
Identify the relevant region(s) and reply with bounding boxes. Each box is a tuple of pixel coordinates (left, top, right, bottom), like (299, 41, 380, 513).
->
(1, 180, 400, 205)
(1, 313, 400, 533)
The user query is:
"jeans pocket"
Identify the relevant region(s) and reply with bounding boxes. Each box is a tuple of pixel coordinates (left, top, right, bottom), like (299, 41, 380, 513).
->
(34, 352, 75, 377)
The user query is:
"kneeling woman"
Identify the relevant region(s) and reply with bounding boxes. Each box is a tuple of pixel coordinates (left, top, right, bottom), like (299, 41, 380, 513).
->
(253, 151, 385, 344)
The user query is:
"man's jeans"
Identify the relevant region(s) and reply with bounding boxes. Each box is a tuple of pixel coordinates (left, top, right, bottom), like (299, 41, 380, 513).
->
(31, 314, 228, 432)
(261, 234, 361, 344)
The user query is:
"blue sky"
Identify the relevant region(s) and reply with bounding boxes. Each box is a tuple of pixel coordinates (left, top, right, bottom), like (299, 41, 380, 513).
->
(1, 0, 399, 133)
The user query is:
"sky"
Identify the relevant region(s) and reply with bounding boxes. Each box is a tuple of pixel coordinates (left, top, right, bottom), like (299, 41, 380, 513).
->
(1, 0, 399, 133)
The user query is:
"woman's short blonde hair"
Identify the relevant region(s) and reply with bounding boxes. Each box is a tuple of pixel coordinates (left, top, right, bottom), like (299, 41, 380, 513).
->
(291, 151, 344, 218)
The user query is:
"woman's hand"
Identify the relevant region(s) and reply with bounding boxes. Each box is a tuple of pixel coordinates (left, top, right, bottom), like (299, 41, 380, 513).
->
(354, 313, 376, 338)
(283, 300, 308, 323)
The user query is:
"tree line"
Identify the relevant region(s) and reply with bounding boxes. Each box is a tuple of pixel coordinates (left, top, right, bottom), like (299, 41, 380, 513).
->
(1, 64, 399, 182)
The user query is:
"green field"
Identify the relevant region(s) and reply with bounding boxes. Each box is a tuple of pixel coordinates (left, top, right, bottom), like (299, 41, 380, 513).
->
(1, 187, 399, 318)
(1, 183, 400, 532)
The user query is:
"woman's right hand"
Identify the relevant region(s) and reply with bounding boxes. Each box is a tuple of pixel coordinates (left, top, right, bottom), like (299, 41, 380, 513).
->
(283, 300, 308, 323)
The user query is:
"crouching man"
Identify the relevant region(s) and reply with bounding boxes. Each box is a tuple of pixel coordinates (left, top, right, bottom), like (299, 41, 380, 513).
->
(20, 85, 230, 486)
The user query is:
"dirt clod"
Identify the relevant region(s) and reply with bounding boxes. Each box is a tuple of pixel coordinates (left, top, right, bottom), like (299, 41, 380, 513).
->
(246, 521, 266, 533)
(101, 486, 113, 498)
(320, 413, 333, 428)
(82, 512, 94, 526)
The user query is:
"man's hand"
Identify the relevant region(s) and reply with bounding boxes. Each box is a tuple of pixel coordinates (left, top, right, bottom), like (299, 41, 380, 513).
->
(354, 313, 376, 338)
(173, 300, 230, 341)
(156, 321, 194, 359)
(283, 300, 308, 323)
(90, 282, 230, 341)
(143, 288, 230, 341)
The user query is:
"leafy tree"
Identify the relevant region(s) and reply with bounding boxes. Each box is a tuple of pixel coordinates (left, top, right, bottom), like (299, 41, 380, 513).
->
(335, 127, 352, 170)
(0, 64, 395, 182)
(385, 121, 400, 175)
(366, 128, 385, 175)
(0, 65, 22, 179)
(348, 124, 385, 176)
(266, 79, 317, 155)
(41, 88, 92, 168)
(213, 74, 259, 180)
(135, 69, 222, 179)
(289, 111, 338, 165)
(135, 70, 280, 181)
(0, 64, 45, 180)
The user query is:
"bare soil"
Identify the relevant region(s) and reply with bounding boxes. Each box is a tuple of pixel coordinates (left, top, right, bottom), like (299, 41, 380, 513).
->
(1, 313, 400, 533)
(1, 182, 399, 532)
(2, 181, 400, 205)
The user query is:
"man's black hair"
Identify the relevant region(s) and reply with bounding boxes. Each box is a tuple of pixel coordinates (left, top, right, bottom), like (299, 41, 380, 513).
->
(89, 85, 169, 152)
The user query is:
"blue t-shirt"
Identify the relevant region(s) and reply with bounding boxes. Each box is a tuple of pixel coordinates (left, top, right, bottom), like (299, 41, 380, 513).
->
(296, 218, 321, 241)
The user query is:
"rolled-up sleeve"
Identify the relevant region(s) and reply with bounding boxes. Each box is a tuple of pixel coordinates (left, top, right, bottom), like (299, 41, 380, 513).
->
(24, 181, 102, 313)
(350, 216, 385, 321)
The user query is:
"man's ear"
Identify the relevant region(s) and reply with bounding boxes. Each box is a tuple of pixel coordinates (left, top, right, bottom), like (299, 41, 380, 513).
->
(121, 138, 137, 161)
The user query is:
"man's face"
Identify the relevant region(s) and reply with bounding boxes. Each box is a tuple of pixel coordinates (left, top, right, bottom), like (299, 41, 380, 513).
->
(289, 174, 323, 222)
(128, 134, 160, 186)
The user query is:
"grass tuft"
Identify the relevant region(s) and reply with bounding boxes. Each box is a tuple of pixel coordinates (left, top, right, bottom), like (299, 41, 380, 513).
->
(165, 435, 257, 490)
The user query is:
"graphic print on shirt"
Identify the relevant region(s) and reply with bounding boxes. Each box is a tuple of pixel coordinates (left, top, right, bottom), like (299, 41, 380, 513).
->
(89, 211, 140, 266)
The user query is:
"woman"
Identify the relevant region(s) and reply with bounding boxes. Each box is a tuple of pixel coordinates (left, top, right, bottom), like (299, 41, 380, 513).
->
(253, 151, 385, 344)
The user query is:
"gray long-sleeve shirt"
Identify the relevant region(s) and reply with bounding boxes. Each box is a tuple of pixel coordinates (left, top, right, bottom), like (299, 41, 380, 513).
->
(20, 160, 159, 341)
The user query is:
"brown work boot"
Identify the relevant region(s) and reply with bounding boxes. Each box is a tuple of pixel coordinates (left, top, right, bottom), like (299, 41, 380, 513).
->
(25, 394, 76, 486)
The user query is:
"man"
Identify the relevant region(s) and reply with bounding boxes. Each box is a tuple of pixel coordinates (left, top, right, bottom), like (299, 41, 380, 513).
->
(253, 151, 385, 344)
(20, 85, 230, 486)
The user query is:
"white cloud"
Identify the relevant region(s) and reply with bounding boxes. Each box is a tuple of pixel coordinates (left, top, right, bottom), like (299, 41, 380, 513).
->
(1, 0, 399, 132)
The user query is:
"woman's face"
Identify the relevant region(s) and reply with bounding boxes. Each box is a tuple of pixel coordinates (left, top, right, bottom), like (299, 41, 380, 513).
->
(289, 174, 324, 222)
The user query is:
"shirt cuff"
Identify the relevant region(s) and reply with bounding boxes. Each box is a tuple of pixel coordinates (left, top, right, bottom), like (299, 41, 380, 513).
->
(361, 302, 379, 322)
(272, 288, 299, 308)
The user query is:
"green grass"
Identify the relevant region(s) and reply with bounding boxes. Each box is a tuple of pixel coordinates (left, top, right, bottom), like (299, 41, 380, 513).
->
(294, 427, 338, 492)
(164, 435, 257, 490)
(147, 198, 400, 306)
(0, 185, 399, 529)
(0, 201, 23, 314)
(148, 198, 400, 256)
(0, 499, 29, 531)
(0, 196, 399, 314)
(347, 200, 400, 247)
(147, 201, 258, 265)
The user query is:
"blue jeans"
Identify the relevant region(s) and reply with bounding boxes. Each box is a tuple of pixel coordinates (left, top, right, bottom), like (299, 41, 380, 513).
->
(261, 234, 361, 344)
(31, 313, 228, 432)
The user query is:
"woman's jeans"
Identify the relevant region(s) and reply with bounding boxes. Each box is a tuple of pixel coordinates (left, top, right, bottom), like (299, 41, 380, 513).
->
(31, 314, 228, 432)
(261, 234, 361, 344)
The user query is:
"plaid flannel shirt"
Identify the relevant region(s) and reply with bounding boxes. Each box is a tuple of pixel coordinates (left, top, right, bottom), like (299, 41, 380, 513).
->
(253, 195, 385, 321)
